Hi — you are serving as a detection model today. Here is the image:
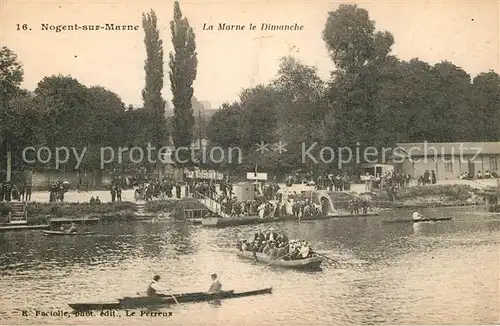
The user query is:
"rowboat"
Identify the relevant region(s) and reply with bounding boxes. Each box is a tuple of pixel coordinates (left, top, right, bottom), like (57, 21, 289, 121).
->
(42, 230, 96, 236)
(68, 288, 272, 311)
(237, 251, 323, 270)
(302, 212, 379, 221)
(201, 216, 262, 227)
(381, 217, 452, 224)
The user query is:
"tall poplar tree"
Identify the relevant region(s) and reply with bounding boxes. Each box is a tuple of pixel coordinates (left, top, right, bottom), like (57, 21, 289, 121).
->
(169, 1, 198, 154)
(141, 9, 167, 146)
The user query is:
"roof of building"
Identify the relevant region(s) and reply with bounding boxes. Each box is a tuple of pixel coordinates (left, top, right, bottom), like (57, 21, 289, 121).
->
(395, 142, 500, 157)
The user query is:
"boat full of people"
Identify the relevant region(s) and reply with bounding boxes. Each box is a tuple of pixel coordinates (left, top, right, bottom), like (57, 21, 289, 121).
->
(236, 228, 323, 270)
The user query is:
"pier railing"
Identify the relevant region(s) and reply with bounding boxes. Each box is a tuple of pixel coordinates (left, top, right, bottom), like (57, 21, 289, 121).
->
(194, 191, 230, 218)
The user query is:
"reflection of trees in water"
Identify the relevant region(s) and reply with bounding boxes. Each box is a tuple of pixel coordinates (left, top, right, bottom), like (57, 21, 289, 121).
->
(0, 222, 196, 271)
(138, 222, 195, 258)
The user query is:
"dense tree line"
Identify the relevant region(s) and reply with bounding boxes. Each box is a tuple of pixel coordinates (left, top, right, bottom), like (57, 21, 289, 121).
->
(207, 4, 500, 175)
(1, 4, 499, 178)
(0, 60, 149, 173)
(0, 1, 200, 175)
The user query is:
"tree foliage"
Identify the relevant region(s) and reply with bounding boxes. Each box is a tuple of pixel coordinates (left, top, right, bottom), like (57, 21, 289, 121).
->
(142, 9, 168, 146)
(169, 0, 198, 152)
(208, 4, 500, 176)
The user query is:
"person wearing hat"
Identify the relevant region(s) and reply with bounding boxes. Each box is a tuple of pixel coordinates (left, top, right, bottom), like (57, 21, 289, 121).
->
(254, 229, 265, 243)
(266, 228, 277, 242)
(147, 275, 163, 297)
(208, 273, 222, 294)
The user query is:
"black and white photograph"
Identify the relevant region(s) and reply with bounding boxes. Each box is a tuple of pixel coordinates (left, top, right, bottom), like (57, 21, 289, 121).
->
(1, 1, 499, 325)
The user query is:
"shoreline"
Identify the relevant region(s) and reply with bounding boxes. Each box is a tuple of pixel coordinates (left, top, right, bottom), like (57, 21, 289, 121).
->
(0, 184, 490, 224)
(0, 199, 486, 225)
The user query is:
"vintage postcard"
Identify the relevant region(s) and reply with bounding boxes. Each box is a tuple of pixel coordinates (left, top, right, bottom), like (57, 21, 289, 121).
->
(0, 0, 499, 325)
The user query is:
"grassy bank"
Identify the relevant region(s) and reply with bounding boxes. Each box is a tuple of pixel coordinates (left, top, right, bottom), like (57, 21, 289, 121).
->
(362, 184, 480, 208)
(0, 198, 207, 224)
(489, 204, 500, 213)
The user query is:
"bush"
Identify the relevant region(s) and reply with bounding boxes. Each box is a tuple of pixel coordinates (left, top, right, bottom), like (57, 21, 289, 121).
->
(0, 202, 10, 217)
(489, 204, 500, 212)
(365, 184, 474, 203)
(25, 201, 137, 217)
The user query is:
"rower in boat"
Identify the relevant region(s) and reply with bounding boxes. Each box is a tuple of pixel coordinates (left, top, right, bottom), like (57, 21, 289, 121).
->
(254, 229, 265, 243)
(412, 211, 425, 221)
(147, 275, 163, 297)
(208, 273, 222, 294)
(66, 223, 78, 234)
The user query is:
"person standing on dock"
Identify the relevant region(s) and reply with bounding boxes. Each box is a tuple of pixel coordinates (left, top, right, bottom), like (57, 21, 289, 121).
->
(208, 273, 222, 294)
(116, 187, 122, 202)
(110, 186, 116, 203)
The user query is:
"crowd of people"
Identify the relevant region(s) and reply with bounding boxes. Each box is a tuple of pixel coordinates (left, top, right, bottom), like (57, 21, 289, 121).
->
(0, 180, 32, 202)
(48, 178, 70, 202)
(364, 170, 412, 191)
(194, 179, 284, 219)
(133, 178, 189, 201)
(237, 227, 315, 261)
(285, 173, 352, 192)
(460, 170, 499, 180)
(416, 170, 437, 186)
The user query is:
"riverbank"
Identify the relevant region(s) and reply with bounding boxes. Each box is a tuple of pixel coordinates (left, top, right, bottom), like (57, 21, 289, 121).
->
(362, 184, 483, 209)
(0, 199, 206, 224)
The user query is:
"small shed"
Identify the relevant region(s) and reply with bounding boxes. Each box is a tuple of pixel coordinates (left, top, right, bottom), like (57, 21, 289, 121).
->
(233, 181, 255, 202)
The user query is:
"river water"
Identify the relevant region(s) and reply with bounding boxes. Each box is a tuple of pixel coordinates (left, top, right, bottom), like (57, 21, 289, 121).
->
(1, 207, 498, 325)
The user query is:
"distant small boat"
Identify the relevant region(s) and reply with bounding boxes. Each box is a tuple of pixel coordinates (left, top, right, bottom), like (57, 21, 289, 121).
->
(303, 212, 379, 220)
(201, 216, 262, 227)
(68, 287, 272, 311)
(42, 230, 96, 236)
(381, 217, 452, 224)
(237, 251, 323, 270)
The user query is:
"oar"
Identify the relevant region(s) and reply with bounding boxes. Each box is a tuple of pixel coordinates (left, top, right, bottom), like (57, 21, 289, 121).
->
(264, 251, 292, 267)
(136, 288, 181, 307)
(314, 252, 341, 265)
(165, 289, 181, 307)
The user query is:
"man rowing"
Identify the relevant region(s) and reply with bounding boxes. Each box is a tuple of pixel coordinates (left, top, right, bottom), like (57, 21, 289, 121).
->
(208, 273, 222, 293)
(147, 275, 163, 297)
(66, 223, 78, 234)
(412, 211, 425, 221)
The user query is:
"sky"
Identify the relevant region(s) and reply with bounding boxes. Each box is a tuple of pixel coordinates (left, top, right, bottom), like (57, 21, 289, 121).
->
(2, 0, 498, 109)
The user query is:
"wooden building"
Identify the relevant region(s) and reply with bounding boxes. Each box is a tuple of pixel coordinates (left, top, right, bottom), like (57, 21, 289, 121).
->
(232, 182, 255, 202)
(393, 142, 500, 180)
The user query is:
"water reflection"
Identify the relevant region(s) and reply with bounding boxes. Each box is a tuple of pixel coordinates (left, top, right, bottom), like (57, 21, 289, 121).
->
(0, 206, 498, 325)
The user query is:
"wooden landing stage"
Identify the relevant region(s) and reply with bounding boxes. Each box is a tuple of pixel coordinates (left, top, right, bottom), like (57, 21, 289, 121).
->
(49, 216, 100, 224)
(0, 224, 50, 232)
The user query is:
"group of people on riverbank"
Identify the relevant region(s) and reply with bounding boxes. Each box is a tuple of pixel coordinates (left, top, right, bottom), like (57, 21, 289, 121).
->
(238, 228, 315, 260)
(417, 170, 437, 186)
(0, 180, 32, 202)
(48, 179, 69, 202)
(134, 179, 186, 201)
(285, 173, 351, 192)
(291, 198, 322, 218)
(365, 170, 412, 191)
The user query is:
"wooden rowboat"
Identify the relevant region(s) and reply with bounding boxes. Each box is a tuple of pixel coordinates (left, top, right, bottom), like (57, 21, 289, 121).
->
(237, 251, 323, 270)
(68, 288, 272, 311)
(381, 217, 452, 224)
(201, 216, 262, 227)
(42, 230, 96, 236)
